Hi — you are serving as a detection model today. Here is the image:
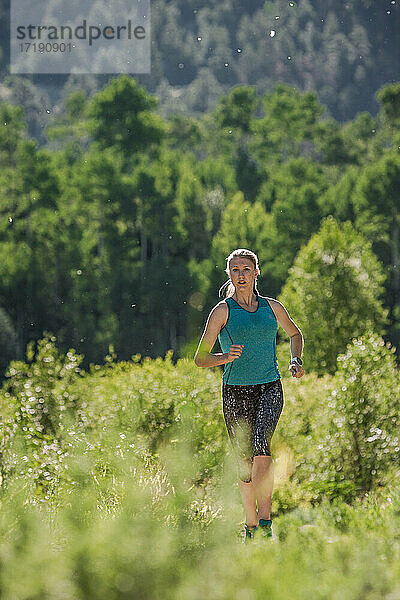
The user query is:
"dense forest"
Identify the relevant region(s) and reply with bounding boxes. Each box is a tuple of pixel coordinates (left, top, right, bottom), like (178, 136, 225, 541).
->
(0, 73, 400, 377)
(0, 0, 400, 377)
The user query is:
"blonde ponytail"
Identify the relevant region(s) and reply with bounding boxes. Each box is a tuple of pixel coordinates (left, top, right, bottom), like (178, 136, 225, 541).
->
(218, 279, 236, 298)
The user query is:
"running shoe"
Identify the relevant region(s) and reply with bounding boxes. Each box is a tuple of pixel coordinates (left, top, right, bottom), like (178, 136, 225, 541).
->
(258, 518, 273, 538)
(244, 524, 258, 542)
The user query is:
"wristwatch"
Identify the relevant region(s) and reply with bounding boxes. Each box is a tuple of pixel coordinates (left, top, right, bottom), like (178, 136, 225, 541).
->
(290, 356, 303, 366)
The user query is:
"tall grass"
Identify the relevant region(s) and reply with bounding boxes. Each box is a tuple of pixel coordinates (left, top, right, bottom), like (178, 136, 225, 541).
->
(1, 334, 400, 599)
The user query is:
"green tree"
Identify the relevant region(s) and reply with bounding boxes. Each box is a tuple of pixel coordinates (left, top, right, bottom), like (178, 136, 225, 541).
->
(257, 158, 327, 287)
(251, 83, 324, 164)
(313, 112, 377, 170)
(46, 90, 90, 163)
(166, 115, 202, 152)
(130, 150, 190, 359)
(279, 216, 389, 375)
(213, 85, 258, 134)
(212, 86, 262, 199)
(86, 75, 166, 162)
(0, 103, 25, 165)
(313, 118, 355, 166)
(332, 334, 400, 495)
(56, 146, 135, 363)
(352, 151, 400, 348)
(208, 191, 279, 300)
(376, 83, 400, 130)
(0, 76, 51, 144)
(175, 160, 212, 260)
(0, 106, 63, 360)
(0, 306, 17, 378)
(318, 166, 360, 223)
(340, 112, 379, 165)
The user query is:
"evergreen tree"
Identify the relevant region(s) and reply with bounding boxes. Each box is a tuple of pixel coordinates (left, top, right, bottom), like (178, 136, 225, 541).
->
(86, 76, 166, 162)
(352, 151, 400, 351)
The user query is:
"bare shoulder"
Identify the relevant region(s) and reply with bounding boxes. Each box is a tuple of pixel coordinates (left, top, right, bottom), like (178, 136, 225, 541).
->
(264, 296, 281, 319)
(210, 299, 229, 328)
(195, 299, 229, 356)
(264, 297, 301, 336)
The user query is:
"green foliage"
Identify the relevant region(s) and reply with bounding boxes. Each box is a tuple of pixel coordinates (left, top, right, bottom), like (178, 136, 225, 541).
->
(287, 334, 400, 503)
(279, 216, 389, 374)
(0, 306, 17, 378)
(0, 334, 85, 496)
(70, 352, 226, 485)
(175, 161, 212, 259)
(0, 103, 25, 162)
(167, 114, 202, 151)
(46, 90, 90, 154)
(209, 191, 279, 296)
(321, 334, 400, 496)
(314, 118, 356, 166)
(258, 157, 328, 285)
(2, 72, 400, 393)
(353, 150, 400, 244)
(3, 333, 84, 433)
(318, 166, 360, 223)
(213, 86, 259, 133)
(86, 76, 166, 158)
(2, 73, 400, 373)
(340, 112, 379, 165)
(351, 150, 400, 350)
(376, 83, 400, 129)
(251, 84, 324, 162)
(1, 339, 400, 597)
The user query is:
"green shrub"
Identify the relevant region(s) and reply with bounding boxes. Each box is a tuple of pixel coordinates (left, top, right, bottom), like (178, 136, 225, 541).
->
(68, 353, 227, 486)
(2, 336, 400, 599)
(296, 334, 400, 502)
(0, 333, 84, 497)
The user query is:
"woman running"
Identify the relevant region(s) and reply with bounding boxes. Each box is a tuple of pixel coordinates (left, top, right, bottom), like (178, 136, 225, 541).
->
(194, 248, 304, 541)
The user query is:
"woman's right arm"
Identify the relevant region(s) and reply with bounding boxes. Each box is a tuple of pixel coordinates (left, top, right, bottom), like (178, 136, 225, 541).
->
(194, 303, 243, 368)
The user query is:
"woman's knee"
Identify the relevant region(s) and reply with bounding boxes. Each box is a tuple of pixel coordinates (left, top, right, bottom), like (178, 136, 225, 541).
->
(252, 454, 273, 475)
(253, 454, 273, 466)
(237, 456, 253, 482)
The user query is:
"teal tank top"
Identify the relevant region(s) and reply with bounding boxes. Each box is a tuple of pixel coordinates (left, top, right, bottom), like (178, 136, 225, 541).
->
(218, 293, 281, 385)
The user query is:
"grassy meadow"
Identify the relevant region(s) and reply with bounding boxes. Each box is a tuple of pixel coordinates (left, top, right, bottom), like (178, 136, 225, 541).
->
(0, 334, 400, 599)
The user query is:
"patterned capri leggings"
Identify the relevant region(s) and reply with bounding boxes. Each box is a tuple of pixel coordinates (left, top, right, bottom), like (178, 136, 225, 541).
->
(222, 378, 284, 483)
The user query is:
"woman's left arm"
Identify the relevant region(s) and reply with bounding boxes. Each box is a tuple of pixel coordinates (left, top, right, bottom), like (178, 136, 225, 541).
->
(271, 299, 305, 379)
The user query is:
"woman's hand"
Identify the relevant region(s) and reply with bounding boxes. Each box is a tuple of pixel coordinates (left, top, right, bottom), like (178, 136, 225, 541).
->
(289, 362, 305, 378)
(225, 344, 244, 363)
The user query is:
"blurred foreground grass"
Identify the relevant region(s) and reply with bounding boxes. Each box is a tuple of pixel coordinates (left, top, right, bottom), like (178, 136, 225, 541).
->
(0, 334, 400, 599)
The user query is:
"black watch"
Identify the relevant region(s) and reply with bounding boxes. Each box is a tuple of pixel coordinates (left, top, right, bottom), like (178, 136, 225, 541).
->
(290, 356, 303, 366)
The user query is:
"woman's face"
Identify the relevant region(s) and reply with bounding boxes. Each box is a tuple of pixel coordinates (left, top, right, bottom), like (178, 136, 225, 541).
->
(227, 257, 259, 292)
